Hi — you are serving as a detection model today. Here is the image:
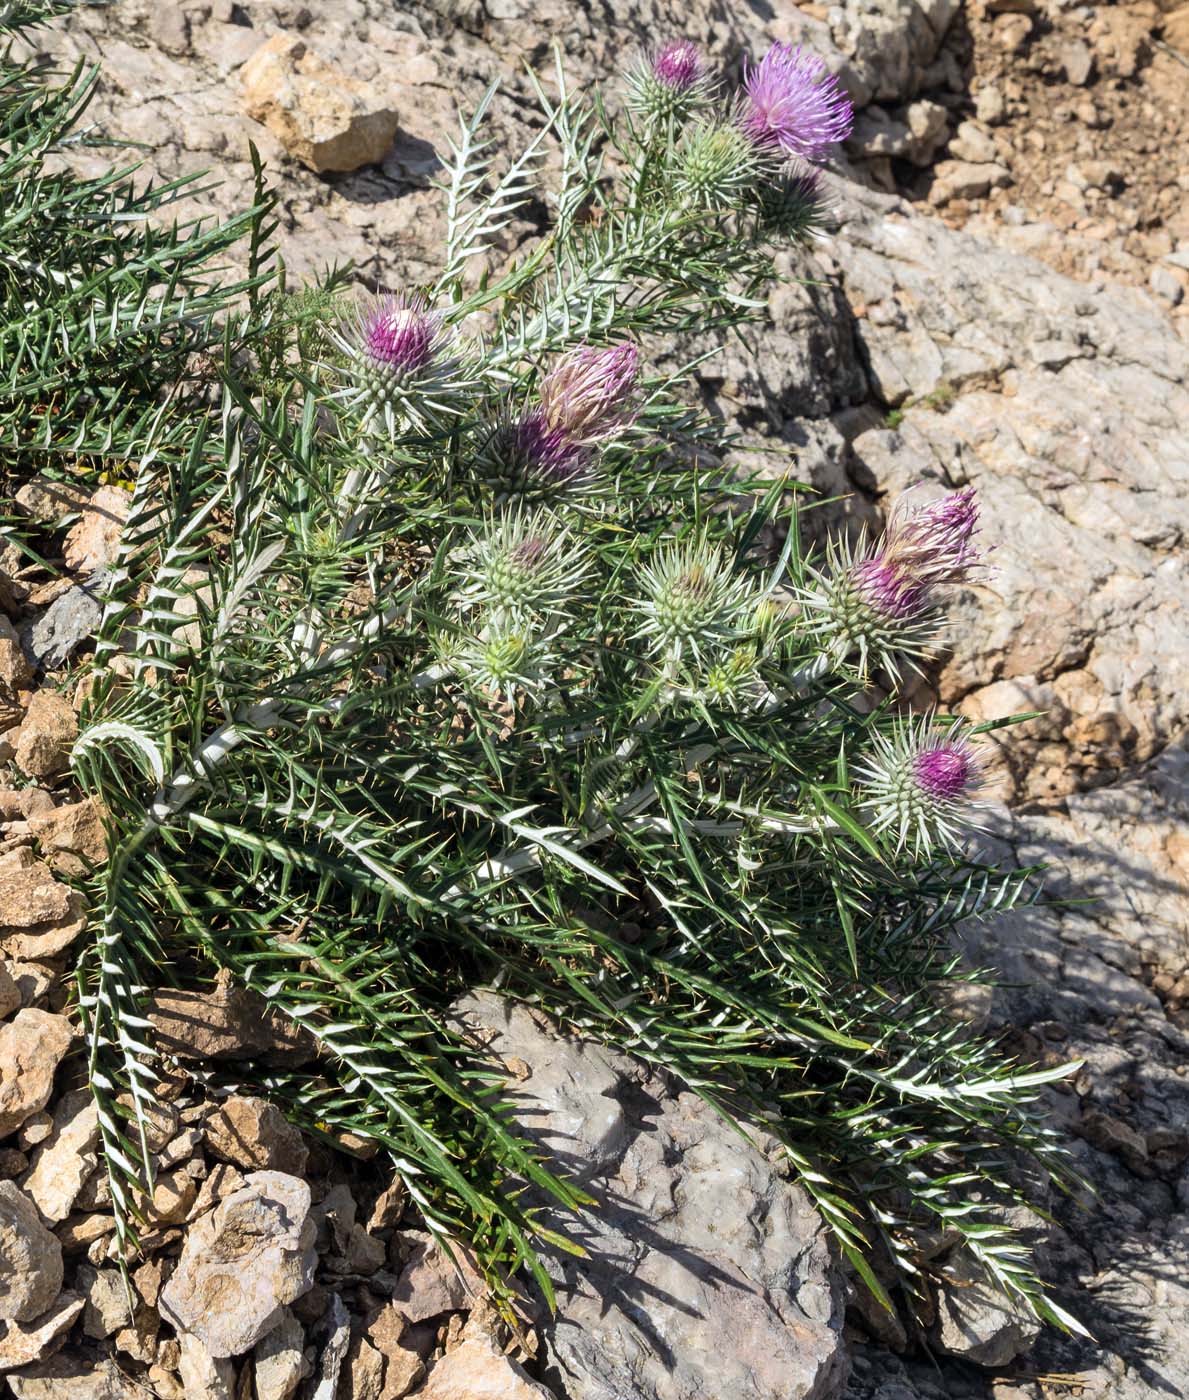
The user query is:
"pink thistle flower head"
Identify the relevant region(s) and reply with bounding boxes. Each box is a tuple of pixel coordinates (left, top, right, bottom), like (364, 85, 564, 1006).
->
(513, 408, 593, 489)
(912, 739, 977, 802)
(652, 40, 702, 91)
(742, 44, 854, 163)
(538, 343, 640, 445)
(855, 487, 982, 620)
(357, 294, 440, 378)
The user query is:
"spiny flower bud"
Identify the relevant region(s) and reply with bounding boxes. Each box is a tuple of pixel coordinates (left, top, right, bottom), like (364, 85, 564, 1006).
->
(334, 292, 466, 434)
(741, 44, 854, 164)
(675, 122, 758, 209)
(798, 488, 983, 680)
(625, 41, 711, 122)
(637, 538, 754, 663)
(538, 343, 639, 446)
(858, 717, 983, 858)
(448, 612, 546, 700)
(458, 511, 590, 617)
(757, 166, 834, 242)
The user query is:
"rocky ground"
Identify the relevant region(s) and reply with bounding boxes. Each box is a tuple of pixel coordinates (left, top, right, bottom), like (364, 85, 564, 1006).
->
(0, 0, 1186, 1397)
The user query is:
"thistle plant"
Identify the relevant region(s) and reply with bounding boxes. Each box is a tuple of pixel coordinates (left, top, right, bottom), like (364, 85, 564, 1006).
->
(56, 19, 1085, 1347)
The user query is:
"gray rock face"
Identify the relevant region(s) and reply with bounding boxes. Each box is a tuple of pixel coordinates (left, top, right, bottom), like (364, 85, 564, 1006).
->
(158, 1171, 317, 1358)
(453, 993, 846, 1400)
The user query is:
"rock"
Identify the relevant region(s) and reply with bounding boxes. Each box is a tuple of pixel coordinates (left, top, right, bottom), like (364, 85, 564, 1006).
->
(241, 33, 400, 173)
(27, 580, 105, 670)
(61, 486, 129, 576)
(1059, 39, 1094, 85)
(452, 993, 845, 1400)
(28, 798, 107, 877)
(0, 848, 87, 960)
(418, 1312, 555, 1399)
(929, 159, 1013, 203)
(0, 1181, 64, 1322)
(390, 1231, 484, 1323)
(0, 1291, 82, 1371)
(364, 1302, 426, 1399)
(78, 1263, 131, 1339)
(13, 693, 78, 783)
(1150, 263, 1185, 306)
(147, 1167, 198, 1225)
(5, 1354, 144, 1398)
(344, 1335, 386, 1400)
(933, 1251, 1041, 1366)
(253, 1307, 305, 1400)
(22, 1088, 100, 1222)
(178, 1332, 237, 1400)
(158, 1171, 317, 1358)
(974, 83, 1006, 125)
(205, 1095, 309, 1176)
(0, 617, 32, 695)
(309, 1291, 351, 1400)
(148, 968, 316, 1065)
(0, 963, 21, 1020)
(948, 120, 998, 166)
(0, 1010, 74, 1139)
(12, 477, 89, 526)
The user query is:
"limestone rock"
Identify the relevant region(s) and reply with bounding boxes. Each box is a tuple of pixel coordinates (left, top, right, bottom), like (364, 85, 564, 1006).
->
(62, 485, 129, 576)
(452, 993, 845, 1400)
(364, 1301, 426, 1399)
(0, 1181, 63, 1322)
(12, 477, 89, 526)
(0, 1010, 74, 1139)
(0, 1291, 82, 1371)
(390, 1231, 483, 1323)
(0, 617, 32, 696)
(27, 580, 105, 670)
(0, 962, 21, 1020)
(5, 1354, 145, 1398)
(158, 1171, 317, 1358)
(78, 1263, 131, 1339)
(148, 968, 316, 1065)
(0, 849, 87, 960)
(13, 693, 77, 783)
(241, 33, 400, 173)
(418, 1312, 554, 1399)
(23, 1089, 100, 1223)
(253, 1307, 305, 1400)
(933, 1251, 1041, 1366)
(28, 798, 108, 877)
(178, 1332, 237, 1400)
(344, 1335, 385, 1400)
(309, 1291, 351, 1400)
(205, 1095, 309, 1176)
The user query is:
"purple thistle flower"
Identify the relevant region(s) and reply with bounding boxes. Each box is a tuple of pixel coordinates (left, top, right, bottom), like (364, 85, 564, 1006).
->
(854, 488, 981, 621)
(538, 343, 640, 445)
(357, 294, 440, 378)
(912, 741, 976, 802)
(514, 408, 592, 486)
(652, 41, 702, 92)
(741, 44, 854, 163)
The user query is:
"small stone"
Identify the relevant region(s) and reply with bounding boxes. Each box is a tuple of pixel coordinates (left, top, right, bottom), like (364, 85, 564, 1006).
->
(147, 1168, 198, 1225)
(417, 1312, 554, 1399)
(934, 1251, 1040, 1365)
(0, 1009, 74, 1139)
(974, 84, 1006, 125)
(241, 33, 400, 173)
(0, 617, 32, 696)
(28, 798, 108, 877)
(5, 1354, 143, 1398)
(253, 1307, 305, 1400)
(0, 1291, 82, 1371)
(205, 1095, 309, 1176)
(368, 1178, 407, 1232)
(62, 486, 129, 576)
(22, 1088, 100, 1222)
(158, 1171, 317, 1358)
(78, 1264, 131, 1339)
(0, 1181, 64, 1322)
(178, 1331, 237, 1400)
(309, 1292, 351, 1400)
(1150, 265, 1185, 307)
(0, 963, 19, 1021)
(3, 962, 52, 1011)
(53, 1212, 115, 1254)
(149, 968, 316, 1065)
(365, 1303, 426, 1400)
(17, 1113, 52, 1150)
(1060, 39, 1094, 85)
(12, 478, 89, 527)
(27, 582, 104, 670)
(13, 694, 78, 784)
(948, 120, 998, 166)
(0, 849, 86, 960)
(930, 160, 1013, 204)
(0, 1150, 27, 1179)
(390, 1231, 484, 1323)
(344, 1335, 386, 1400)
